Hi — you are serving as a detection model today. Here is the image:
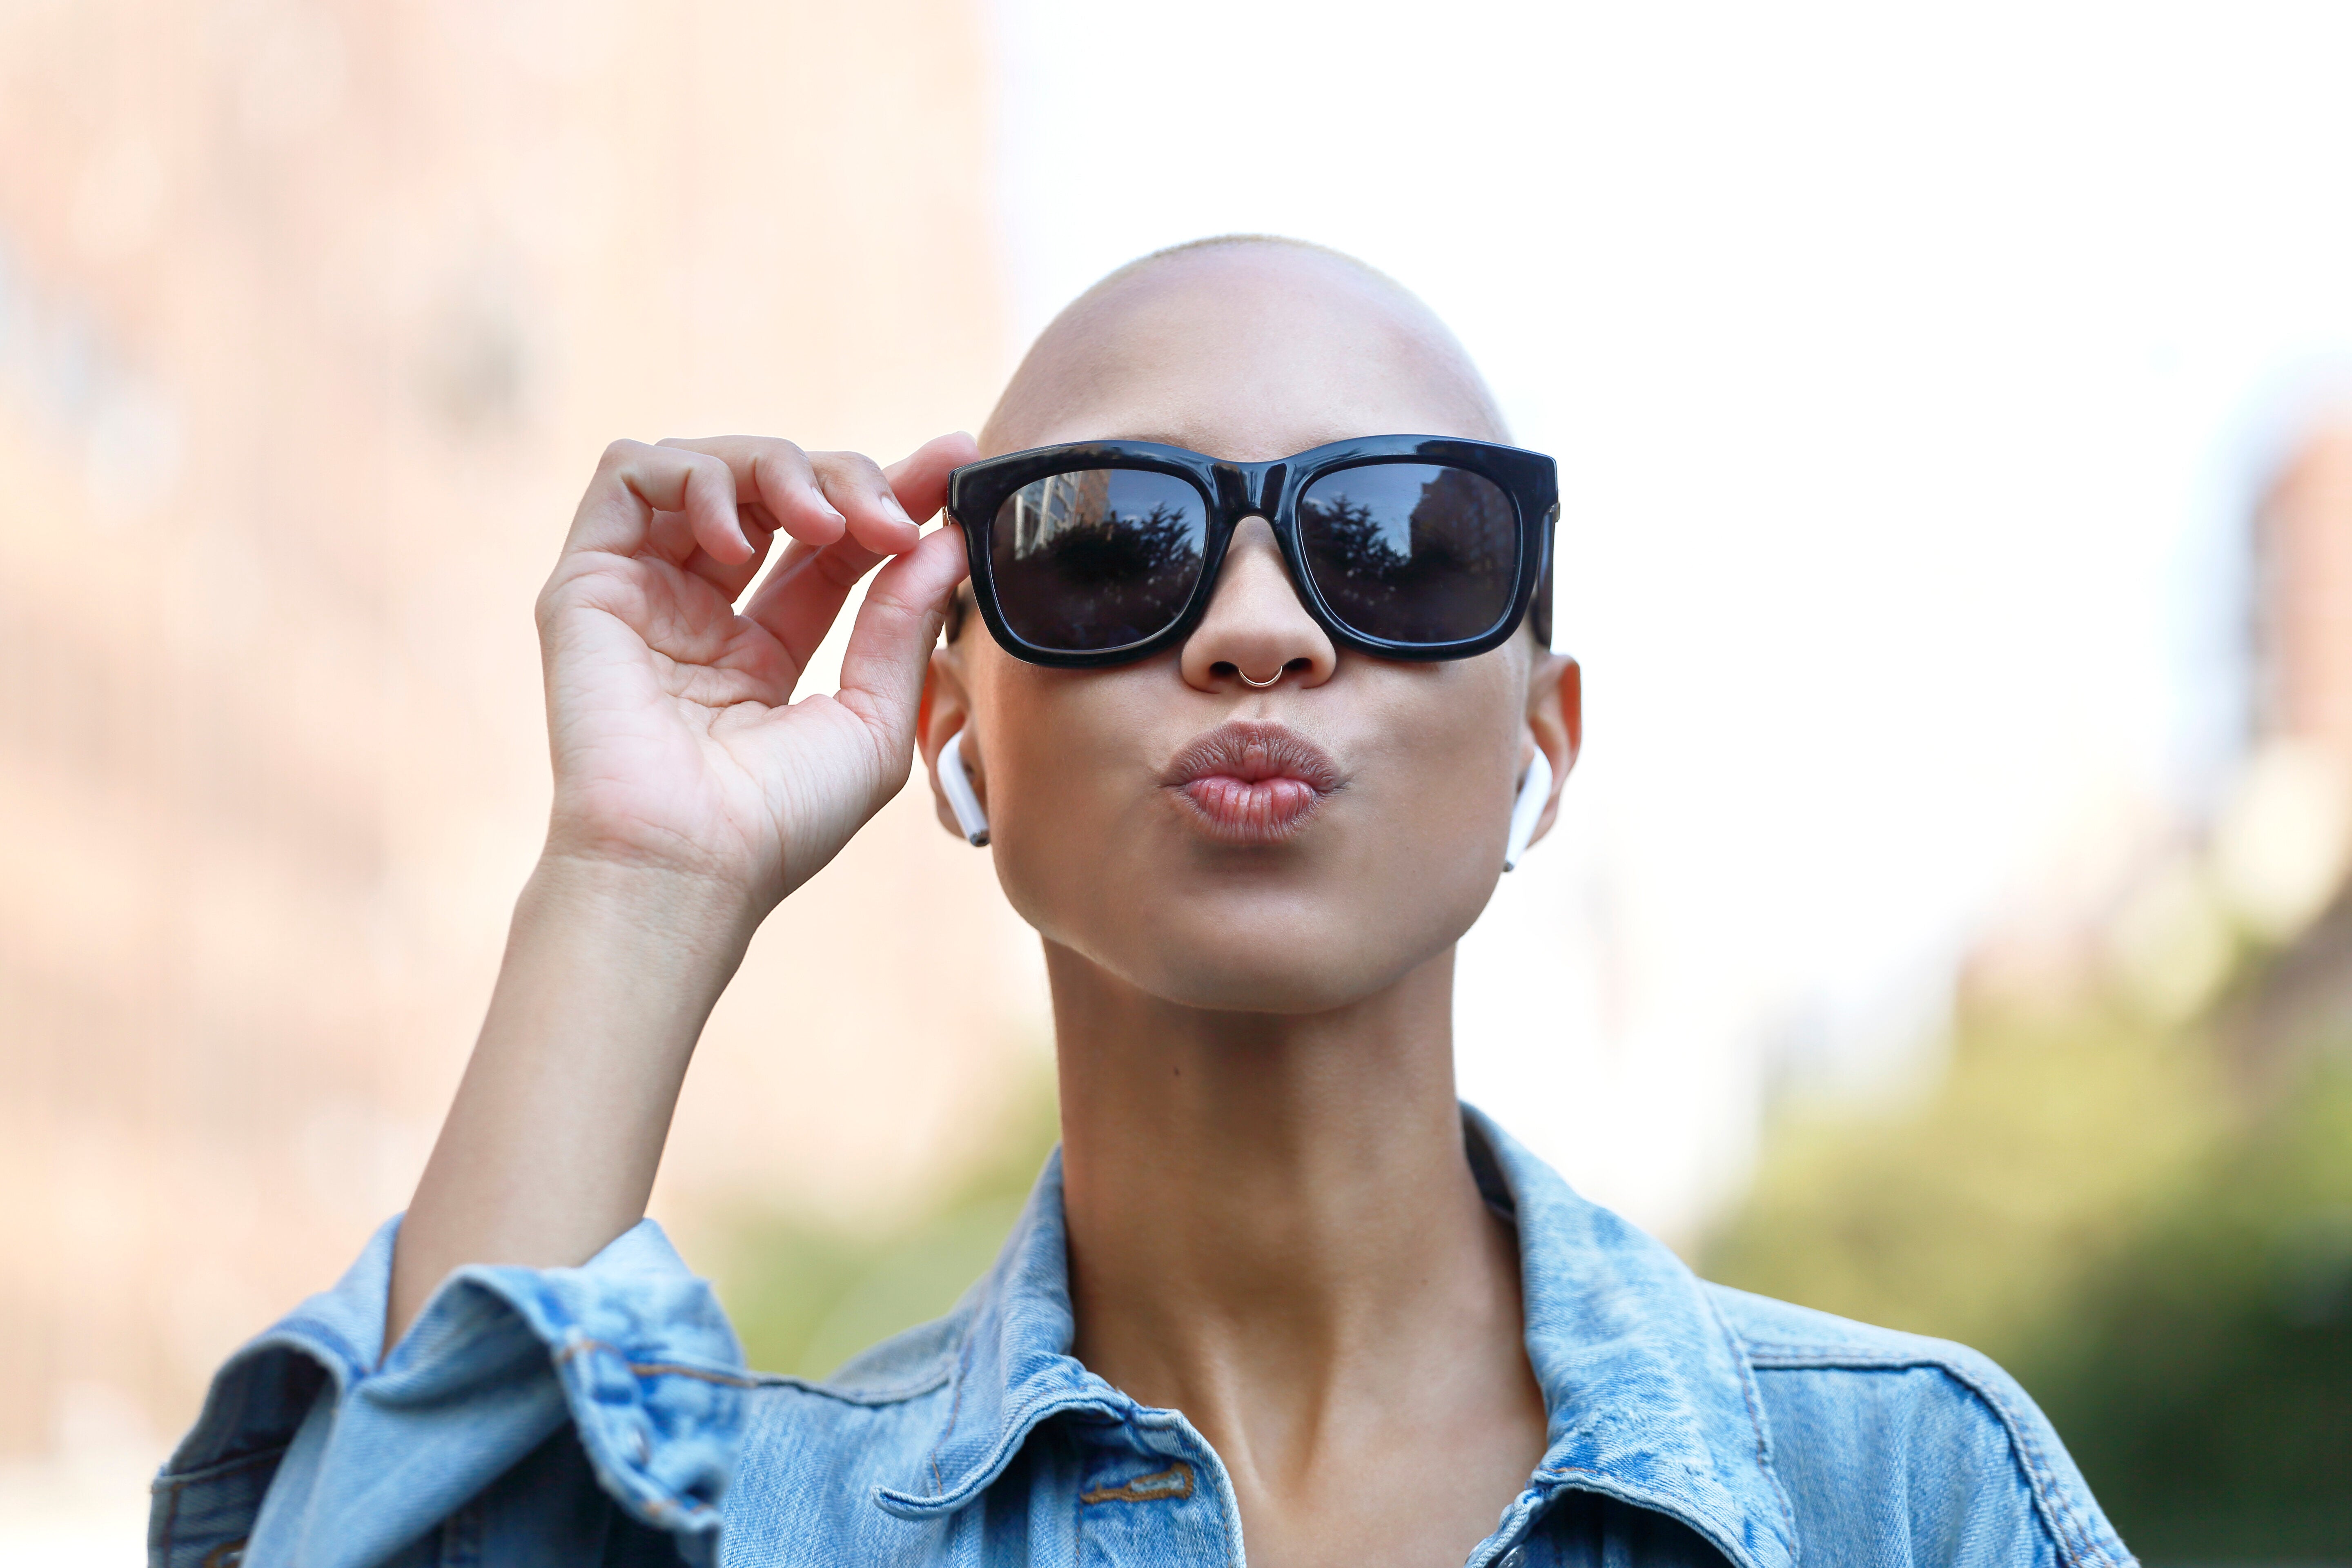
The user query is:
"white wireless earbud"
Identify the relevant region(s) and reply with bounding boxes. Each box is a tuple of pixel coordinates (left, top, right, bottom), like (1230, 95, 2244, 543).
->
(938, 728, 991, 846)
(1502, 748, 1554, 872)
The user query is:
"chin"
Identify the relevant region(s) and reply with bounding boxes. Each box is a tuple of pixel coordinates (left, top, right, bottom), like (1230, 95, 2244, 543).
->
(1065, 893, 1480, 1015)
(998, 813, 1504, 1013)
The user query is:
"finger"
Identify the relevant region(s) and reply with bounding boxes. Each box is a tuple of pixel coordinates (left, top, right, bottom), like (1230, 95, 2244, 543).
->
(808, 450, 921, 557)
(676, 501, 783, 602)
(739, 533, 890, 676)
(749, 440, 848, 548)
(647, 506, 698, 565)
(882, 431, 980, 526)
(833, 525, 972, 742)
(578, 440, 753, 565)
(562, 439, 679, 560)
(659, 435, 845, 550)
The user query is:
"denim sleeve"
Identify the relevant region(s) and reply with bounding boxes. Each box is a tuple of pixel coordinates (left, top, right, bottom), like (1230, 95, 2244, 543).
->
(149, 1215, 751, 1568)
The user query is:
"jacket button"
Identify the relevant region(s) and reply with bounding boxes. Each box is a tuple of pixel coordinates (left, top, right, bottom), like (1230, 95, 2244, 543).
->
(1500, 1548, 1526, 1568)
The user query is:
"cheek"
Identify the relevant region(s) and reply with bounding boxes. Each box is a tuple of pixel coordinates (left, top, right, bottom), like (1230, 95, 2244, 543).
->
(1338, 676, 1524, 927)
(970, 669, 1158, 940)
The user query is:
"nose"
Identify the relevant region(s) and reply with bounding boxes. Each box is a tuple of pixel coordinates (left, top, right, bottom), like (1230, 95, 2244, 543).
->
(1178, 517, 1337, 693)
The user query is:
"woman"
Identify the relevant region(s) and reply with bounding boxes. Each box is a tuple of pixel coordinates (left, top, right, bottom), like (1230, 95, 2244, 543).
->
(153, 238, 2130, 1568)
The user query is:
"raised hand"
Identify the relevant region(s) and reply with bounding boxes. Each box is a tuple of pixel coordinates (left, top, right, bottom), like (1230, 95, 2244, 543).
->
(536, 431, 978, 909)
(388, 430, 978, 1347)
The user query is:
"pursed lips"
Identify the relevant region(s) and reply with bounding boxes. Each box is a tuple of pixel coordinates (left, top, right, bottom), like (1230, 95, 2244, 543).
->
(1160, 720, 1343, 845)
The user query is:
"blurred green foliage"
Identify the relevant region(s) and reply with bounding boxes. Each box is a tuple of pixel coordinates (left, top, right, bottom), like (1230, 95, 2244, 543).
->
(713, 1077, 1062, 1379)
(1704, 1000, 2352, 1561)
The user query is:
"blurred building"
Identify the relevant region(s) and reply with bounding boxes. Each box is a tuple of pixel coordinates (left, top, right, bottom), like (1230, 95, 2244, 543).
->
(1959, 403, 2352, 1032)
(0, 0, 1044, 1523)
(2255, 413, 2352, 767)
(2226, 405, 2352, 1073)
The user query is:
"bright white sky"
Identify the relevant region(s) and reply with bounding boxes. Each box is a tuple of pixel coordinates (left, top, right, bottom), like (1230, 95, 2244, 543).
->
(977, 0, 2352, 1232)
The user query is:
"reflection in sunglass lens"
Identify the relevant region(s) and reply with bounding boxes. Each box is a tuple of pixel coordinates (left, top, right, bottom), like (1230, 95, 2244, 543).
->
(990, 468, 1209, 651)
(1296, 463, 1517, 644)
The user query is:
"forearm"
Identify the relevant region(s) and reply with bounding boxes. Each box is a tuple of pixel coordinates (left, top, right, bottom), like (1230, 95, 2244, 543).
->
(386, 853, 759, 1350)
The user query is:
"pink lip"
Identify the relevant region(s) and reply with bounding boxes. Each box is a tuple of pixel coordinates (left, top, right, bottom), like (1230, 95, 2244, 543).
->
(1161, 721, 1343, 845)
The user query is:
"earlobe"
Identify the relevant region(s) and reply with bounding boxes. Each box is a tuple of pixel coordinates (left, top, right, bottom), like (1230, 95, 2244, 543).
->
(920, 652, 989, 846)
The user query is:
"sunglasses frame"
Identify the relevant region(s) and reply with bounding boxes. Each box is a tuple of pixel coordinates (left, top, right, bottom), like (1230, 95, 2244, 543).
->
(944, 435, 1557, 669)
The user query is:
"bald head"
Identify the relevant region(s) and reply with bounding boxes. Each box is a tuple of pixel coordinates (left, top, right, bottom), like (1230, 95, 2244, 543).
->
(980, 236, 1507, 459)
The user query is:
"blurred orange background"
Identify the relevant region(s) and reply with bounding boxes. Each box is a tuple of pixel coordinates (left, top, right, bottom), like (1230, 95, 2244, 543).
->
(9, 2, 2352, 1562)
(0, 0, 1048, 1548)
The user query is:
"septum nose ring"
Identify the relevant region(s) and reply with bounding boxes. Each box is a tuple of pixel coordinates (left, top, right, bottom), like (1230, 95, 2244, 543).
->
(1237, 664, 1287, 689)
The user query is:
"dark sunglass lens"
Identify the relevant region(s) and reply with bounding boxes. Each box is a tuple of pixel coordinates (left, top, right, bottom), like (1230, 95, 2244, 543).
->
(1296, 464, 1518, 644)
(990, 469, 1208, 651)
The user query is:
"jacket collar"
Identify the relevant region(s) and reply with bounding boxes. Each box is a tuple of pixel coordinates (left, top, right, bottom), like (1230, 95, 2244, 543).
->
(1468, 1106, 1797, 1568)
(874, 1106, 1796, 1568)
(870, 1146, 1124, 1520)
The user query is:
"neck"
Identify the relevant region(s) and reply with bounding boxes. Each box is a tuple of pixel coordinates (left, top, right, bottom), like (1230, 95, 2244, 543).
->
(1050, 939, 1536, 1494)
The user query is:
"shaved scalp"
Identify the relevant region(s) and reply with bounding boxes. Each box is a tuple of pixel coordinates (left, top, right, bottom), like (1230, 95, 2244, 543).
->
(980, 234, 1508, 455)
(1082, 234, 1423, 318)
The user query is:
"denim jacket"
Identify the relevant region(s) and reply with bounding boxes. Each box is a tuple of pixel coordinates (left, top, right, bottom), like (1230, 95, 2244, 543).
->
(151, 1109, 2134, 1568)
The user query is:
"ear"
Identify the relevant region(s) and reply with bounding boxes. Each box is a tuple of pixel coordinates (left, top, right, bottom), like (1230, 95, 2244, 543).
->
(1520, 652, 1581, 853)
(919, 646, 984, 842)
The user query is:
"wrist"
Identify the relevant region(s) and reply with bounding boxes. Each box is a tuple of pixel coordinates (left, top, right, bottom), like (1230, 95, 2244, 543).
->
(517, 850, 764, 984)
(540, 803, 779, 903)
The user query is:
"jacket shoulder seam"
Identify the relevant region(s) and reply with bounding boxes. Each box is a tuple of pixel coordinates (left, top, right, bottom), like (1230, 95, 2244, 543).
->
(748, 1361, 956, 1407)
(1743, 1341, 1969, 1366)
(1743, 1346, 2127, 1568)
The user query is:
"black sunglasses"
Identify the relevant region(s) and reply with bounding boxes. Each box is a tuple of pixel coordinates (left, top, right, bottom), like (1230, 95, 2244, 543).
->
(944, 435, 1557, 668)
